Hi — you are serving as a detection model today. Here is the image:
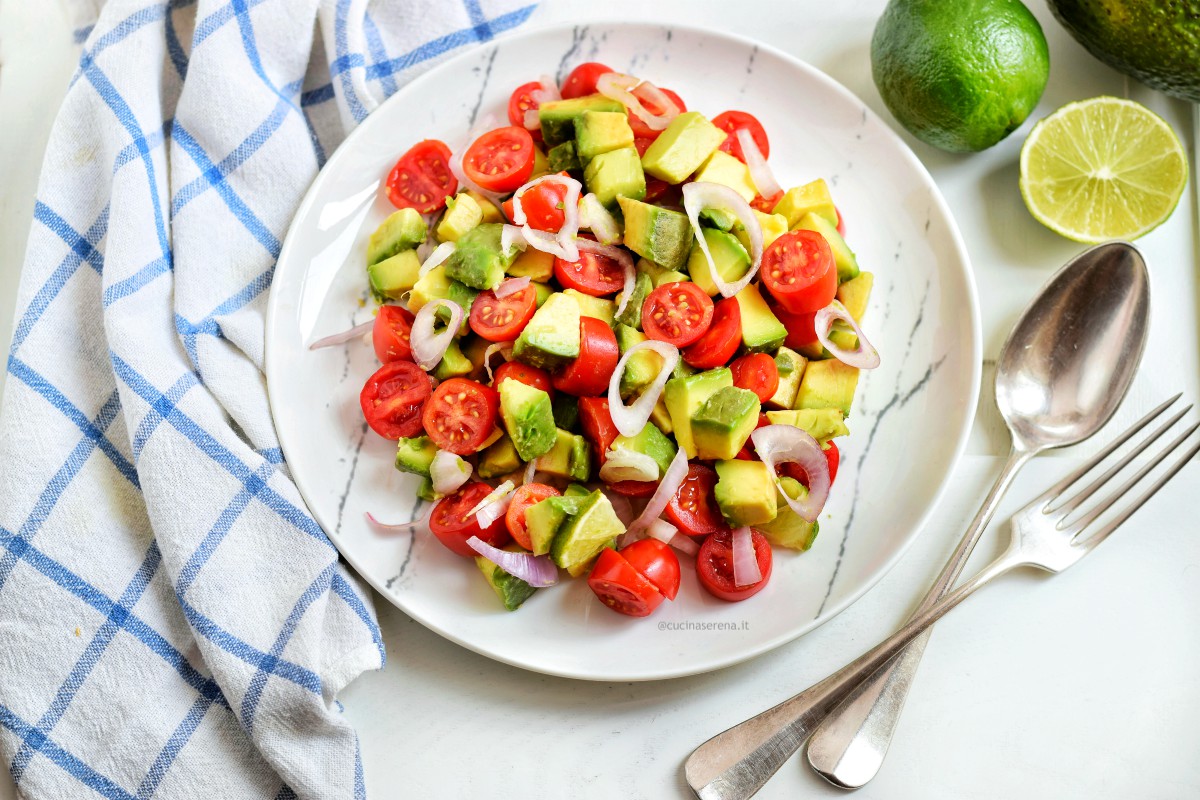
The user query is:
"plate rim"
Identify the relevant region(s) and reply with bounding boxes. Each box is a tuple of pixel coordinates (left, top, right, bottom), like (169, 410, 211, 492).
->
(264, 18, 983, 681)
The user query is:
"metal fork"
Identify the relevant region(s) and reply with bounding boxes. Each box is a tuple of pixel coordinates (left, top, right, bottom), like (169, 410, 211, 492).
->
(684, 396, 1200, 800)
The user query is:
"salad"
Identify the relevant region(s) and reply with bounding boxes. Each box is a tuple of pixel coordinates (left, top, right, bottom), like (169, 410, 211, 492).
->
(318, 61, 880, 618)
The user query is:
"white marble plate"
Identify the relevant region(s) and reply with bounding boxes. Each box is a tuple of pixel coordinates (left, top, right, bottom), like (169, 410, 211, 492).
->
(265, 22, 980, 681)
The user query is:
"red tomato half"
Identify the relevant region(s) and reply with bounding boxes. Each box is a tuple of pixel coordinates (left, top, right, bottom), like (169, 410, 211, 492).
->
(770, 301, 820, 351)
(463, 126, 536, 193)
(429, 482, 511, 557)
(507, 80, 543, 133)
(665, 463, 728, 537)
(781, 440, 840, 486)
(553, 247, 627, 296)
(587, 547, 664, 617)
(469, 285, 537, 342)
(731, 353, 780, 403)
(505, 483, 561, 551)
(578, 397, 618, 461)
(760, 230, 838, 315)
(751, 192, 783, 214)
(697, 529, 773, 602)
(503, 174, 568, 232)
(372, 305, 415, 364)
(683, 296, 742, 369)
(552, 317, 619, 397)
(642, 282, 714, 348)
(360, 361, 432, 440)
(607, 479, 659, 497)
(628, 87, 686, 139)
(494, 361, 553, 397)
(620, 539, 681, 600)
(836, 206, 845, 236)
(422, 378, 499, 455)
(561, 62, 613, 99)
(712, 110, 770, 163)
(385, 139, 457, 213)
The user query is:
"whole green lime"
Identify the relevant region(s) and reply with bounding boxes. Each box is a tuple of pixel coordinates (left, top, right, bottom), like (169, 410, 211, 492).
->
(1048, 0, 1200, 102)
(872, 0, 1050, 153)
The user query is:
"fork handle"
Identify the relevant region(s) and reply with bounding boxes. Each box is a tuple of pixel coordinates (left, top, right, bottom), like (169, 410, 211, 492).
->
(684, 549, 1022, 800)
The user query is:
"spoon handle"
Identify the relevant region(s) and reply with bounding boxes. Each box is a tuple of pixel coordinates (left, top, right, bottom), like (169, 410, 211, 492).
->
(805, 445, 1033, 788)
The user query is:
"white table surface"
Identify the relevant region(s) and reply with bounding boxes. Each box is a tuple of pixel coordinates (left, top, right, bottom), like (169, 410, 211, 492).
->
(1, 1, 1198, 798)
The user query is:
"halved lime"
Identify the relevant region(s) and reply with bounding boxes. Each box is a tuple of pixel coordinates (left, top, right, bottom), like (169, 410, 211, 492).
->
(1019, 97, 1188, 243)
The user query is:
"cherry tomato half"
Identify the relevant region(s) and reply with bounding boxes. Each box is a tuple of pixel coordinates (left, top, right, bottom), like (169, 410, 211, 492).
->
(502, 174, 568, 232)
(607, 479, 659, 497)
(642, 282, 714, 348)
(360, 360, 432, 440)
(429, 481, 511, 557)
(469, 285, 537, 342)
(769, 300, 820, 351)
(385, 139, 457, 214)
(587, 547, 664, 617)
(553, 246, 627, 296)
(781, 440, 840, 486)
(836, 206, 845, 236)
(372, 305, 415, 364)
(620, 538, 681, 600)
(422, 378, 499, 455)
(665, 463, 728, 537)
(561, 62, 613, 99)
(494, 361, 554, 397)
(751, 192, 783, 214)
(731, 353, 780, 403)
(552, 317, 619, 397)
(578, 397, 618, 462)
(712, 110, 770, 163)
(760, 230, 838, 315)
(697, 529, 773, 602)
(628, 87, 686, 139)
(683, 296, 742, 369)
(508, 80, 543, 135)
(463, 126, 536, 194)
(505, 483, 561, 551)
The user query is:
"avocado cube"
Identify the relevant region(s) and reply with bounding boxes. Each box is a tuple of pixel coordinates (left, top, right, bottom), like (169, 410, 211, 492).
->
(714, 460, 778, 527)
(477, 433, 521, 479)
(525, 496, 570, 556)
(773, 179, 838, 229)
(795, 359, 860, 416)
(538, 94, 625, 147)
(614, 324, 662, 399)
(740, 210, 789, 251)
(700, 207, 737, 231)
(532, 282, 553, 307)
(766, 347, 808, 410)
(547, 140, 582, 174)
(618, 197, 693, 272)
(552, 394, 581, 432)
(436, 193, 483, 243)
(687, 228, 750, 297)
(513, 292, 581, 370)
(641, 111, 727, 184)
(612, 422, 677, 477)
(650, 396, 674, 435)
(444, 223, 518, 290)
(664, 367, 733, 458)
(734, 283, 787, 353)
(766, 408, 850, 444)
(394, 435, 437, 476)
(575, 110, 635, 162)
(563, 483, 591, 499)
(637, 256, 692, 288)
(466, 190, 506, 224)
(794, 212, 859, 282)
(568, 435, 591, 482)
(758, 477, 820, 551)
(615, 270, 652, 328)
(536, 428, 584, 478)
(691, 386, 761, 461)
(693, 150, 757, 202)
(830, 272, 874, 352)
(549, 490, 625, 571)
(499, 379, 557, 461)
(583, 146, 646, 208)
(417, 477, 440, 502)
(564, 288, 615, 326)
(475, 553, 538, 611)
(368, 249, 421, 301)
(367, 207, 426, 265)
(507, 247, 555, 282)
(409, 266, 474, 334)
(432, 341, 474, 381)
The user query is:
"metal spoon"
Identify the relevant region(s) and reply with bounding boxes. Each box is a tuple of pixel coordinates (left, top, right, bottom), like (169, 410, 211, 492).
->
(804, 240, 1151, 788)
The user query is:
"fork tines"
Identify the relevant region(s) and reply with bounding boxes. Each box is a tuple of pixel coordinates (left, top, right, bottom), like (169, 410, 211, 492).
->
(1034, 394, 1200, 546)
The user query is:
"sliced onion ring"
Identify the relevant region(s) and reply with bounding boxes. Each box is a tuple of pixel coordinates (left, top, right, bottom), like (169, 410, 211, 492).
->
(596, 72, 680, 132)
(466, 535, 558, 587)
(430, 450, 471, 496)
(626, 447, 689, 538)
(576, 238, 635, 317)
(578, 193, 621, 245)
(682, 182, 763, 298)
(599, 447, 660, 483)
(732, 526, 761, 586)
(736, 128, 782, 200)
(751, 424, 830, 522)
(493, 276, 530, 298)
(483, 341, 515, 382)
(816, 299, 881, 369)
(522, 459, 538, 485)
(511, 174, 582, 261)
(309, 320, 372, 350)
(607, 340, 680, 437)
(469, 480, 516, 529)
(648, 518, 699, 556)
(410, 298, 463, 370)
(419, 241, 456, 277)
(364, 510, 429, 530)
(500, 224, 528, 257)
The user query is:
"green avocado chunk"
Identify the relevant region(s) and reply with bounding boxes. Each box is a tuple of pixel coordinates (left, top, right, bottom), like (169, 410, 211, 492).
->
(436, 193, 483, 243)
(618, 197, 694, 272)
(513, 292, 581, 370)
(641, 111, 727, 184)
(687, 228, 750, 297)
(507, 247, 556, 282)
(475, 550, 538, 611)
(611, 421, 678, 477)
(499, 379, 557, 461)
(535, 428, 590, 481)
(794, 211, 859, 282)
(614, 324, 660, 399)
(584, 146, 646, 208)
(692, 386, 761, 461)
(368, 249, 422, 302)
(538, 94, 626, 147)
(394, 435, 436, 476)
(477, 433, 521, 479)
(766, 347, 808, 410)
(663, 367, 733, 458)
(773, 179, 838, 229)
(432, 341, 474, 381)
(735, 283, 787, 353)
(564, 288, 615, 326)
(692, 150, 757, 202)
(758, 477, 820, 551)
(552, 394, 581, 432)
(549, 490, 625, 571)
(614, 270, 652, 329)
(765, 408, 850, 443)
(714, 459, 778, 527)
(547, 140, 582, 173)
(408, 265, 476, 334)
(443, 223, 518, 291)
(367, 208, 427, 266)
(794, 359, 860, 416)
(574, 110, 635, 162)
(830, 272, 874, 352)
(637, 256, 691, 288)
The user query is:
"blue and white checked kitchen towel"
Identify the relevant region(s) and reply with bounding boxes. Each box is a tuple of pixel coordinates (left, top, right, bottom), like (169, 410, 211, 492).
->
(0, 0, 535, 797)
